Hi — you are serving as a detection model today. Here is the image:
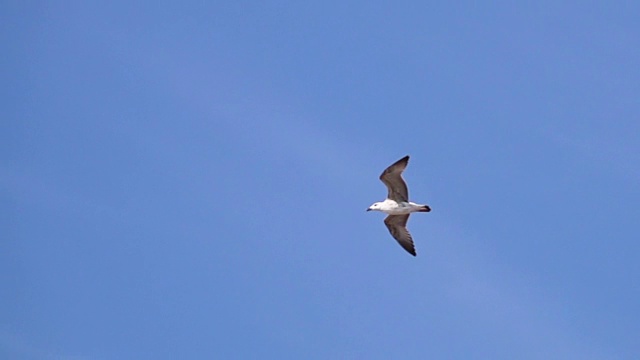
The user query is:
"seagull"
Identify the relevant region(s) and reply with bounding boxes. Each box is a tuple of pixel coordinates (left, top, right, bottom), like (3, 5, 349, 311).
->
(367, 155, 431, 256)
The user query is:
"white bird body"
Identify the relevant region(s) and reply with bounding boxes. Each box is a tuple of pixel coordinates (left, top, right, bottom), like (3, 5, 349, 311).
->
(369, 199, 428, 215)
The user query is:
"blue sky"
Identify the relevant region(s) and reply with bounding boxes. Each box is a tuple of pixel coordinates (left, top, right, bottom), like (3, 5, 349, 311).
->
(2, 1, 640, 359)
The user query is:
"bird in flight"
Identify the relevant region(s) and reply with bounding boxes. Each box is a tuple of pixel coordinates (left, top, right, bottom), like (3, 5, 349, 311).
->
(367, 155, 431, 256)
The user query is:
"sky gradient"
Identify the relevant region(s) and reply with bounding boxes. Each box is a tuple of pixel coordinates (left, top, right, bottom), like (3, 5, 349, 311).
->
(2, 1, 640, 359)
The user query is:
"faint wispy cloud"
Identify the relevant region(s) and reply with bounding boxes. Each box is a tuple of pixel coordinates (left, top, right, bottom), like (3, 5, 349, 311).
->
(430, 220, 616, 359)
(95, 29, 382, 191)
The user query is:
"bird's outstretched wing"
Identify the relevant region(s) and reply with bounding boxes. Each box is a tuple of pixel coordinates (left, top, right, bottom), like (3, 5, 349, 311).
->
(380, 155, 409, 202)
(384, 214, 416, 256)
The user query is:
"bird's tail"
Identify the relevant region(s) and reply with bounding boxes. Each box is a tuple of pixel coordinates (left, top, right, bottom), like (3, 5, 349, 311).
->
(419, 205, 431, 212)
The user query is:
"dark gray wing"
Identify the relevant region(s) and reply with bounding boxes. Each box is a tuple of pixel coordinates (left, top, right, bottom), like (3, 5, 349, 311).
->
(379, 155, 409, 202)
(384, 214, 416, 256)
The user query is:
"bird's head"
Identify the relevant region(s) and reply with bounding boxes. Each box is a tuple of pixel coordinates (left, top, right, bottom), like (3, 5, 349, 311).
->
(367, 202, 382, 212)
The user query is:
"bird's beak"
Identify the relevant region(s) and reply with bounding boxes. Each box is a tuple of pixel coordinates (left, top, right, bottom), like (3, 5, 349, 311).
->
(366, 208, 372, 212)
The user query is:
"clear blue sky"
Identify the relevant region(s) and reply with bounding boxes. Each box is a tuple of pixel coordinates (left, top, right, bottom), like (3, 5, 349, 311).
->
(2, 1, 639, 359)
